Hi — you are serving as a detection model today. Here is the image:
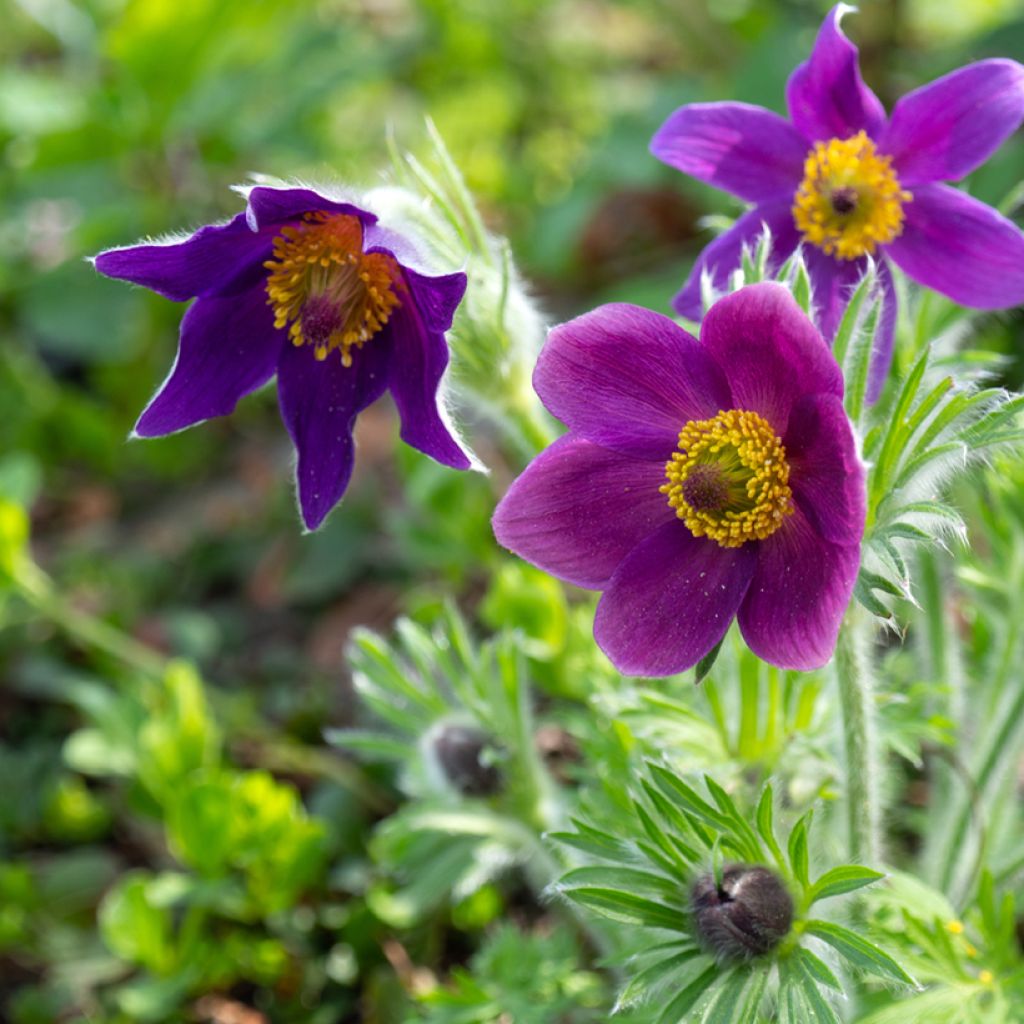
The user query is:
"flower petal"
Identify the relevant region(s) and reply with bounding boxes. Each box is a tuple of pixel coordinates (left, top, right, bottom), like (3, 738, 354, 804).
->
(594, 521, 756, 677)
(802, 249, 897, 402)
(492, 436, 675, 590)
(785, 4, 886, 142)
(784, 393, 865, 547)
(385, 267, 472, 470)
(134, 286, 283, 437)
(882, 59, 1024, 185)
(867, 258, 897, 403)
(244, 186, 376, 231)
(699, 282, 843, 434)
(534, 304, 732, 461)
(277, 336, 394, 531)
(650, 102, 807, 202)
(673, 199, 800, 321)
(886, 184, 1024, 309)
(738, 504, 860, 670)
(94, 214, 271, 302)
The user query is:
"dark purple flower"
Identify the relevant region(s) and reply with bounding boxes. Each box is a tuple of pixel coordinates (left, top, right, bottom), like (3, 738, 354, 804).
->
(94, 184, 473, 530)
(492, 283, 865, 676)
(651, 4, 1024, 400)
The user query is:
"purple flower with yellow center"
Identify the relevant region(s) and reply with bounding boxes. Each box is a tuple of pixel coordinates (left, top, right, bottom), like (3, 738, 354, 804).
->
(492, 283, 864, 676)
(651, 4, 1024, 399)
(94, 185, 473, 530)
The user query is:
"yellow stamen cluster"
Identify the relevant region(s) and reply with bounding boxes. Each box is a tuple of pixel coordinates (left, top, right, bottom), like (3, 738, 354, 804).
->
(661, 409, 793, 548)
(264, 211, 402, 366)
(792, 131, 912, 260)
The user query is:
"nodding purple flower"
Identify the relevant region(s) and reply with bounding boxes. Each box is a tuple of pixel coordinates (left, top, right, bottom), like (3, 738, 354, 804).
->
(651, 3, 1024, 401)
(492, 283, 865, 676)
(94, 185, 473, 531)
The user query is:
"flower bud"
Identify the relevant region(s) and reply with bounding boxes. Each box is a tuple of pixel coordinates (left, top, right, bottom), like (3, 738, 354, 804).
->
(432, 723, 503, 797)
(690, 864, 793, 960)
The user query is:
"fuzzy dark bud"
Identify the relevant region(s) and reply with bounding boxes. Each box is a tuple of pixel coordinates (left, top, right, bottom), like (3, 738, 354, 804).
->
(690, 864, 793, 960)
(433, 724, 503, 797)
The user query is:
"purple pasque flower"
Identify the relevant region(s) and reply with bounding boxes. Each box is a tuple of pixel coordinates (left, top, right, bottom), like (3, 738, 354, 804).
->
(492, 283, 865, 676)
(651, 3, 1024, 400)
(94, 184, 473, 530)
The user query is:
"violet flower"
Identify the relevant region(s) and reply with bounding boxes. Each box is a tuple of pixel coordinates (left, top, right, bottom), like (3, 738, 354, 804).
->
(492, 283, 864, 676)
(94, 185, 473, 530)
(651, 4, 1024, 399)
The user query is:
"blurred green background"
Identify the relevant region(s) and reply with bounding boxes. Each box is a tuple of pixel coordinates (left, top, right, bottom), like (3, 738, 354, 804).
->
(2, 0, 1023, 1021)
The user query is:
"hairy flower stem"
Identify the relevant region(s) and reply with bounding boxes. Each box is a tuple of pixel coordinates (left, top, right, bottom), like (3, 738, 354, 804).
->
(835, 608, 882, 865)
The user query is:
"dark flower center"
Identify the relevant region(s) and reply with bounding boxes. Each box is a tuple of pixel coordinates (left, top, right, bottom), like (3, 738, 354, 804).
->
(680, 464, 730, 512)
(830, 186, 859, 214)
(264, 211, 403, 366)
(662, 409, 793, 548)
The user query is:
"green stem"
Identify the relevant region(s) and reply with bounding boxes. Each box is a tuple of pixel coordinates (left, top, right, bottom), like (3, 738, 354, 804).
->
(16, 563, 167, 678)
(834, 608, 882, 864)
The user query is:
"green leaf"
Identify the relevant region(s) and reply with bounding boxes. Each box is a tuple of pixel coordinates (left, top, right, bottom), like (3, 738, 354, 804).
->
(559, 866, 679, 903)
(99, 872, 175, 974)
(657, 964, 718, 1024)
(565, 888, 684, 931)
(831, 269, 875, 369)
(695, 636, 725, 684)
(795, 947, 842, 990)
(755, 786, 786, 870)
(809, 865, 885, 903)
(804, 920, 916, 986)
(701, 968, 749, 1023)
(843, 292, 880, 424)
(788, 811, 811, 889)
(614, 947, 702, 1010)
(792, 955, 842, 1024)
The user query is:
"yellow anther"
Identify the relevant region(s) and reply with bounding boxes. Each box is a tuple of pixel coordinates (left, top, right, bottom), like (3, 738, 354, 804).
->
(946, 920, 965, 935)
(661, 409, 793, 548)
(979, 969, 994, 985)
(792, 131, 911, 260)
(264, 211, 402, 366)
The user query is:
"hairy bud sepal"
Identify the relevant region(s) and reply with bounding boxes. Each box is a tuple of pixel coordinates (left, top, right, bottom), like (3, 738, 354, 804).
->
(690, 863, 794, 961)
(430, 723, 504, 798)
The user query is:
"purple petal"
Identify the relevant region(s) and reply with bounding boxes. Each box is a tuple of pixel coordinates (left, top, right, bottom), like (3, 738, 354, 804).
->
(802, 249, 897, 402)
(385, 268, 472, 470)
(492, 436, 675, 590)
(699, 282, 843, 435)
(867, 258, 897, 403)
(135, 286, 283, 437)
(882, 60, 1024, 185)
(885, 184, 1024, 309)
(784, 393, 865, 547)
(244, 186, 376, 231)
(594, 521, 756, 677)
(277, 336, 394, 531)
(94, 214, 271, 302)
(650, 102, 807, 202)
(673, 199, 800, 321)
(785, 4, 886, 142)
(535, 304, 732, 461)
(803, 246, 867, 342)
(738, 505, 860, 671)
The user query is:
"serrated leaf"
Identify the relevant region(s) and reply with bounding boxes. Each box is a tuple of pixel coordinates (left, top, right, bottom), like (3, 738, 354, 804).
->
(810, 865, 885, 903)
(804, 920, 915, 986)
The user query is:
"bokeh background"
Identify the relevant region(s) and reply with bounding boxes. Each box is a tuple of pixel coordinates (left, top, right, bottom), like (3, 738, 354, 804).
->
(2, 1, 1023, 1021)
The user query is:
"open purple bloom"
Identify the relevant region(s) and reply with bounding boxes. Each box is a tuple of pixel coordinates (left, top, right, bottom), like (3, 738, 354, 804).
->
(493, 283, 865, 676)
(651, 4, 1024, 400)
(94, 184, 473, 530)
